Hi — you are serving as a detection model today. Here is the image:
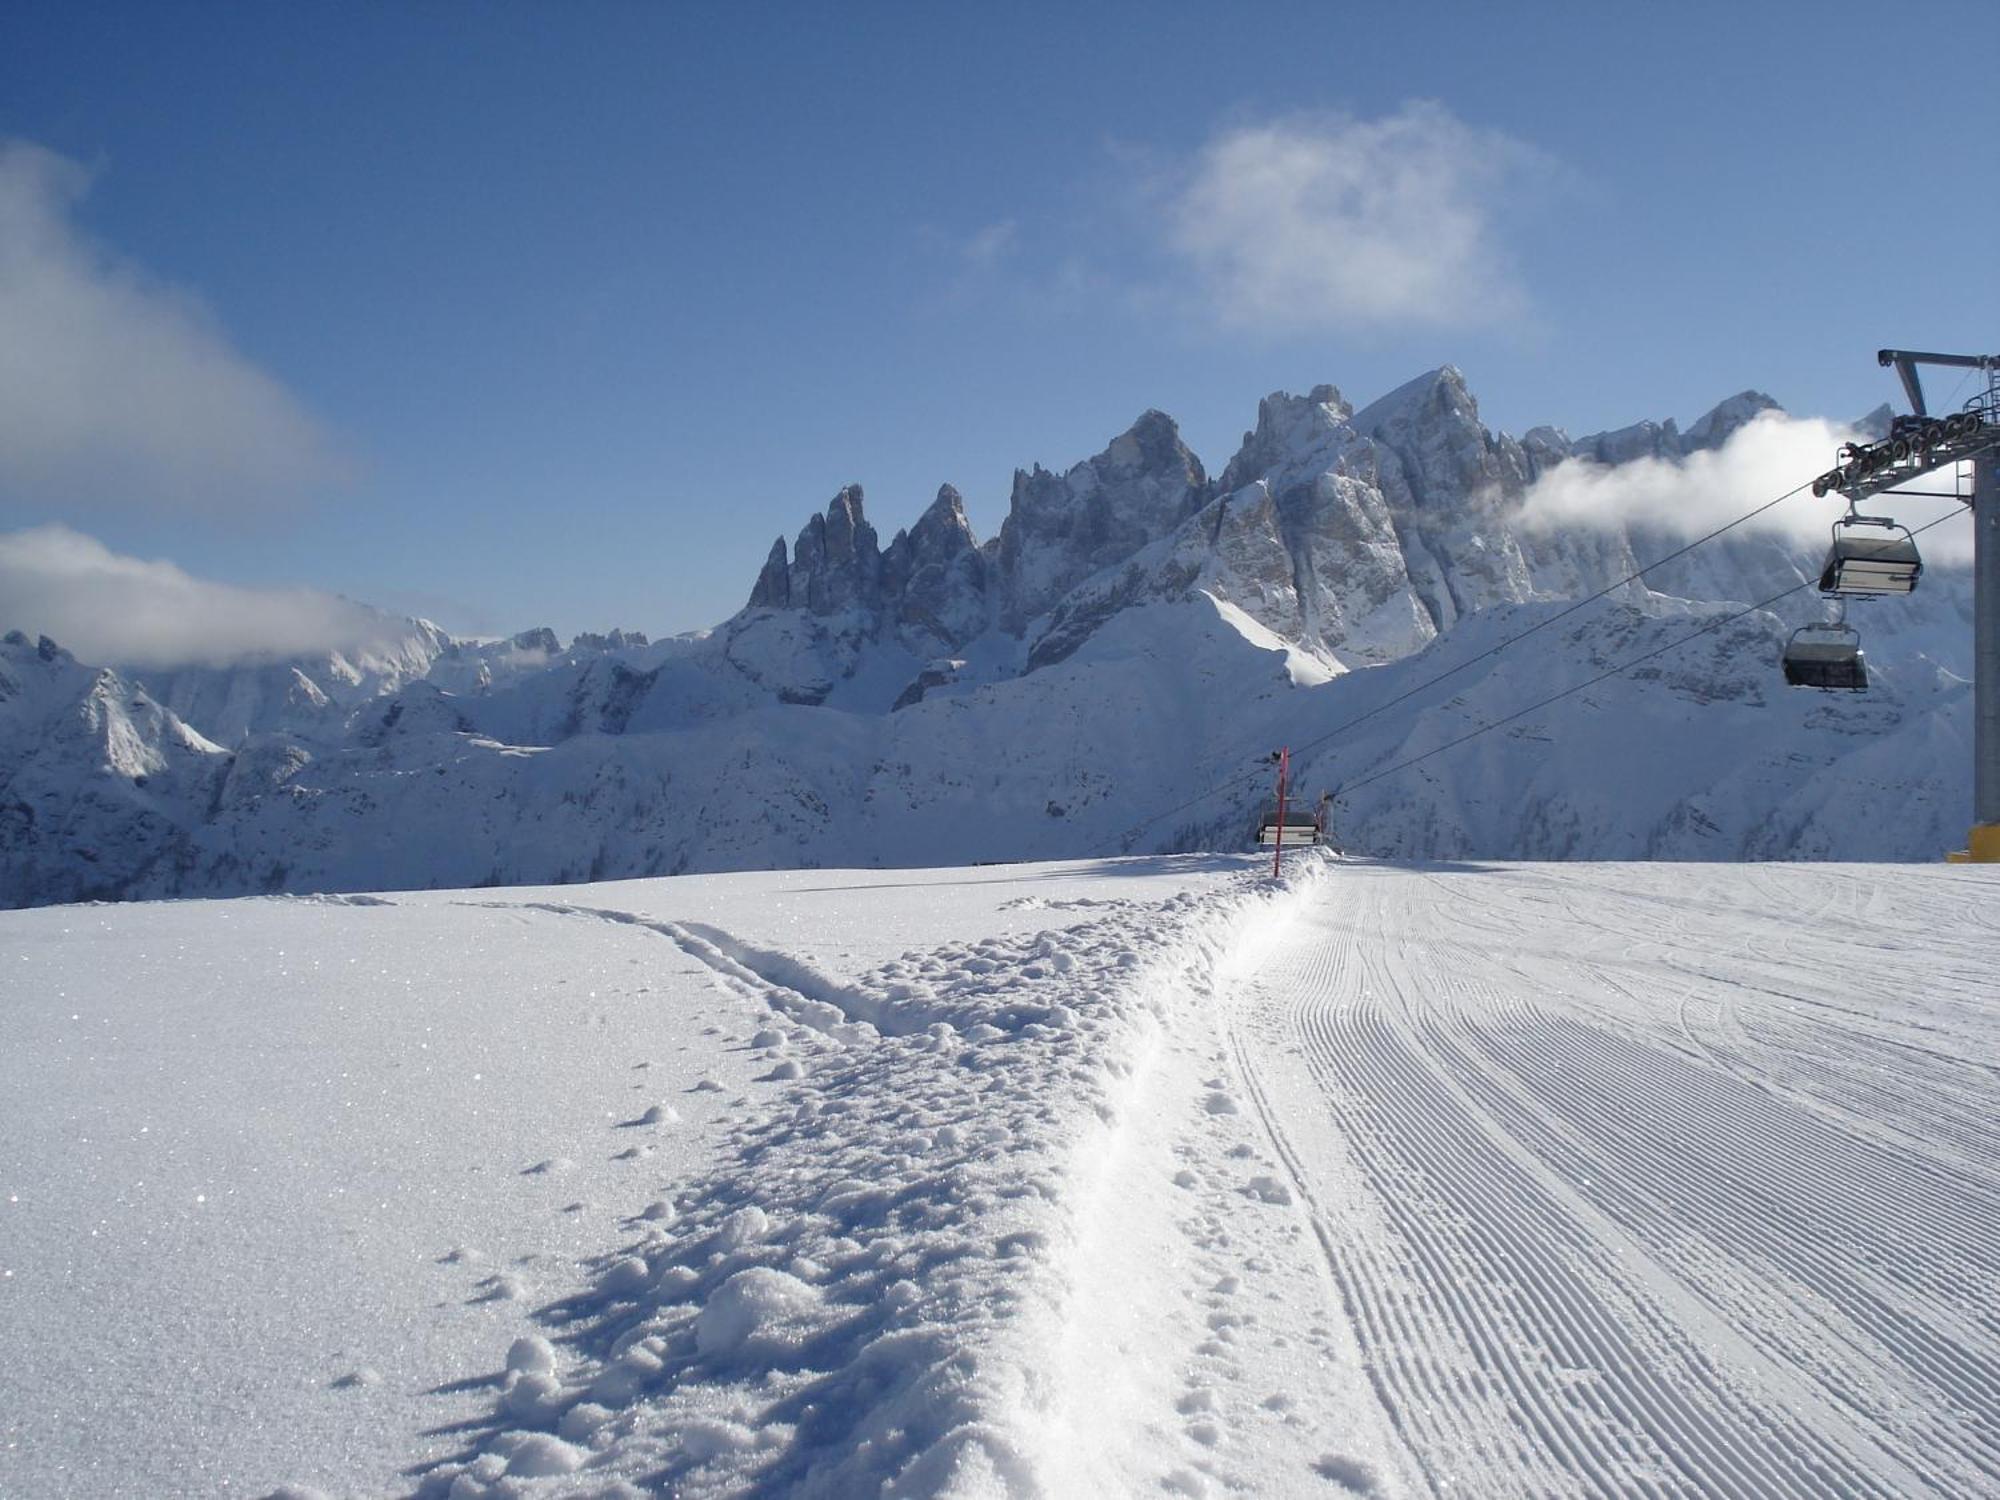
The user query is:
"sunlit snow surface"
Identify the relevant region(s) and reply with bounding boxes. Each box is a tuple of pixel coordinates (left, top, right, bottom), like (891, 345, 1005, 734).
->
(3, 856, 1997, 1498)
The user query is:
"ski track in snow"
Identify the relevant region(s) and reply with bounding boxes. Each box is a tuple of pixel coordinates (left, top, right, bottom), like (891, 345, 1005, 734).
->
(1224, 862, 2000, 1499)
(410, 869, 1301, 1498)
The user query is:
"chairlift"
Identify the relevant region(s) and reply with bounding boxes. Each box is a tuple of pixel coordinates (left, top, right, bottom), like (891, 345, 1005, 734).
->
(1254, 801, 1322, 846)
(1782, 620, 1867, 691)
(1817, 515, 1922, 597)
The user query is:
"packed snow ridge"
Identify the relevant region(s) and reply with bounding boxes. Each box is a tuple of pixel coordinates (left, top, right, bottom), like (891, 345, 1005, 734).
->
(0, 369, 1972, 907)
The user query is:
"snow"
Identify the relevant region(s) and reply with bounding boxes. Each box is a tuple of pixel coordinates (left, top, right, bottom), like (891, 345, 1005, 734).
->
(5, 854, 1994, 1496)
(0, 893, 763, 1493)
(0, 855, 1263, 1494)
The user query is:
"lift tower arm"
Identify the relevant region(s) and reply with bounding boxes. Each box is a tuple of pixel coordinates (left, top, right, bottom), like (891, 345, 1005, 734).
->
(1876, 349, 2000, 418)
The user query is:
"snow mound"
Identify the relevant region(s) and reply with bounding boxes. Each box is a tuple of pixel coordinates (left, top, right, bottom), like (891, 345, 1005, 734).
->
(693, 1267, 824, 1361)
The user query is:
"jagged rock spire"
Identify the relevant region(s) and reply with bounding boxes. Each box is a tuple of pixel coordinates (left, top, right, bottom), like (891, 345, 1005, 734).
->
(749, 537, 790, 609)
(788, 484, 881, 614)
(994, 409, 1208, 631)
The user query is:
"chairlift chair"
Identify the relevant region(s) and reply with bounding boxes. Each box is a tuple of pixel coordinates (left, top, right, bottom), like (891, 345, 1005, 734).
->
(1254, 801, 1321, 847)
(1818, 517, 1922, 597)
(1782, 621, 1868, 691)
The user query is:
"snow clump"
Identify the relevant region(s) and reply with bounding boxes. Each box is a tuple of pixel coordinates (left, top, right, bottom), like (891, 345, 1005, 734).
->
(693, 1267, 824, 1361)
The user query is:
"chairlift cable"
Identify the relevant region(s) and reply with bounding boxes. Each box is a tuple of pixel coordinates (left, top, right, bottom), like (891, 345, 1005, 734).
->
(1110, 475, 1817, 849)
(1332, 507, 1968, 802)
(1940, 365, 1978, 411)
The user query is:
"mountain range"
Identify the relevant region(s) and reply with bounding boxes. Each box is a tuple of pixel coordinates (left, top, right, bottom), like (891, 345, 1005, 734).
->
(0, 367, 1968, 908)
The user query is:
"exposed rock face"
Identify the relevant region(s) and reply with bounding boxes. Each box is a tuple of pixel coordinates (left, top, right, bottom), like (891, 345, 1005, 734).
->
(1573, 415, 1683, 466)
(885, 486, 989, 652)
(731, 484, 993, 707)
(1681, 391, 1781, 452)
(726, 373, 1811, 687)
(995, 410, 1208, 632)
(890, 657, 967, 711)
(570, 629, 650, 652)
(748, 539, 791, 609)
(788, 485, 881, 614)
(1210, 383, 1436, 662)
(1348, 367, 1541, 636)
(1572, 389, 1780, 463)
(728, 411, 1209, 697)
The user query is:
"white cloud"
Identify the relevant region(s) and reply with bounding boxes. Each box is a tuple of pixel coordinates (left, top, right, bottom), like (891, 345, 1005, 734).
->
(1165, 103, 1546, 332)
(0, 141, 342, 513)
(958, 219, 1018, 270)
(0, 525, 414, 667)
(1517, 411, 1976, 563)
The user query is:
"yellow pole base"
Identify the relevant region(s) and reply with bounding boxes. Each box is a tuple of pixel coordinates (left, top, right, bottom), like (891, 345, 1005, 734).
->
(1945, 823, 2000, 862)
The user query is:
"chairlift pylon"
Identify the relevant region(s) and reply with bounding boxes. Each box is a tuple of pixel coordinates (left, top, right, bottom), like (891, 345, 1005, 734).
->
(1818, 514, 1923, 598)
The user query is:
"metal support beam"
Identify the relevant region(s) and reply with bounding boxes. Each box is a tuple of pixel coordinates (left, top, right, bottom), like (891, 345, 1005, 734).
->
(1877, 349, 2000, 420)
(1970, 450, 2000, 858)
(1877, 348, 2000, 371)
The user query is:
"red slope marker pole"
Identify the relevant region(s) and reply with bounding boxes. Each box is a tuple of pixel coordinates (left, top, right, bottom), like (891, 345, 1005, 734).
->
(1272, 746, 1290, 879)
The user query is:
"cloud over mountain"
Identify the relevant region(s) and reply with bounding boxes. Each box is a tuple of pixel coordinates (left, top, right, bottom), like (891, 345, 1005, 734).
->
(0, 524, 408, 667)
(1516, 410, 1976, 563)
(0, 140, 343, 514)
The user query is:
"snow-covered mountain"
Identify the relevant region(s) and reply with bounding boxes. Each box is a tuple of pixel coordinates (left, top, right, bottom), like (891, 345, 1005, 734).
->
(0, 369, 1973, 907)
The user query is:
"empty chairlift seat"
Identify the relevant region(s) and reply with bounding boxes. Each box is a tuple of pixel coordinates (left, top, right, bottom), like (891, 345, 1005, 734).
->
(1782, 623, 1867, 691)
(1818, 523, 1922, 597)
(1255, 803, 1322, 846)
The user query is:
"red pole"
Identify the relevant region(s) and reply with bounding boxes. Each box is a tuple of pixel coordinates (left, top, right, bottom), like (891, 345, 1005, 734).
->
(1272, 746, 1290, 878)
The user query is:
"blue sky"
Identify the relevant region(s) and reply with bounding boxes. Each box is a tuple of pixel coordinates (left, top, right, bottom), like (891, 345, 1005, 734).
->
(2, 0, 1994, 647)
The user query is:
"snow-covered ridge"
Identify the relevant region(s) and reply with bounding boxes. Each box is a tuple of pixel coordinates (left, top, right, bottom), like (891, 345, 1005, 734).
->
(0, 368, 1974, 908)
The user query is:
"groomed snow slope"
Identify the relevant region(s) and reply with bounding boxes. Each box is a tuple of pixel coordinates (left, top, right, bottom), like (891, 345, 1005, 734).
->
(4, 858, 1995, 1497)
(1222, 861, 2000, 1498)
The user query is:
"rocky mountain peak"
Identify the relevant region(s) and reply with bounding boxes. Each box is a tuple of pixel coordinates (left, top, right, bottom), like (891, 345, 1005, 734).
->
(886, 484, 989, 651)
(721, 366, 1826, 705)
(1572, 388, 1781, 466)
(748, 484, 886, 618)
(511, 627, 562, 656)
(995, 409, 1208, 631)
(749, 537, 791, 609)
(1100, 409, 1202, 485)
(1351, 365, 1475, 439)
(1853, 403, 1895, 441)
(568, 628, 650, 653)
(1218, 384, 1356, 495)
(1354, 364, 1533, 519)
(1680, 390, 1780, 453)
(909, 484, 976, 556)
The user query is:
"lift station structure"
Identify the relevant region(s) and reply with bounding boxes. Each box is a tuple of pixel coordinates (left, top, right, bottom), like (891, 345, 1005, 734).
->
(1809, 349, 2000, 861)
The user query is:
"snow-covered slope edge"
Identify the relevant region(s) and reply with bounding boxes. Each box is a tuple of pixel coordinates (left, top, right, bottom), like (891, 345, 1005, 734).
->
(409, 854, 1332, 1499)
(1036, 851, 1415, 1498)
